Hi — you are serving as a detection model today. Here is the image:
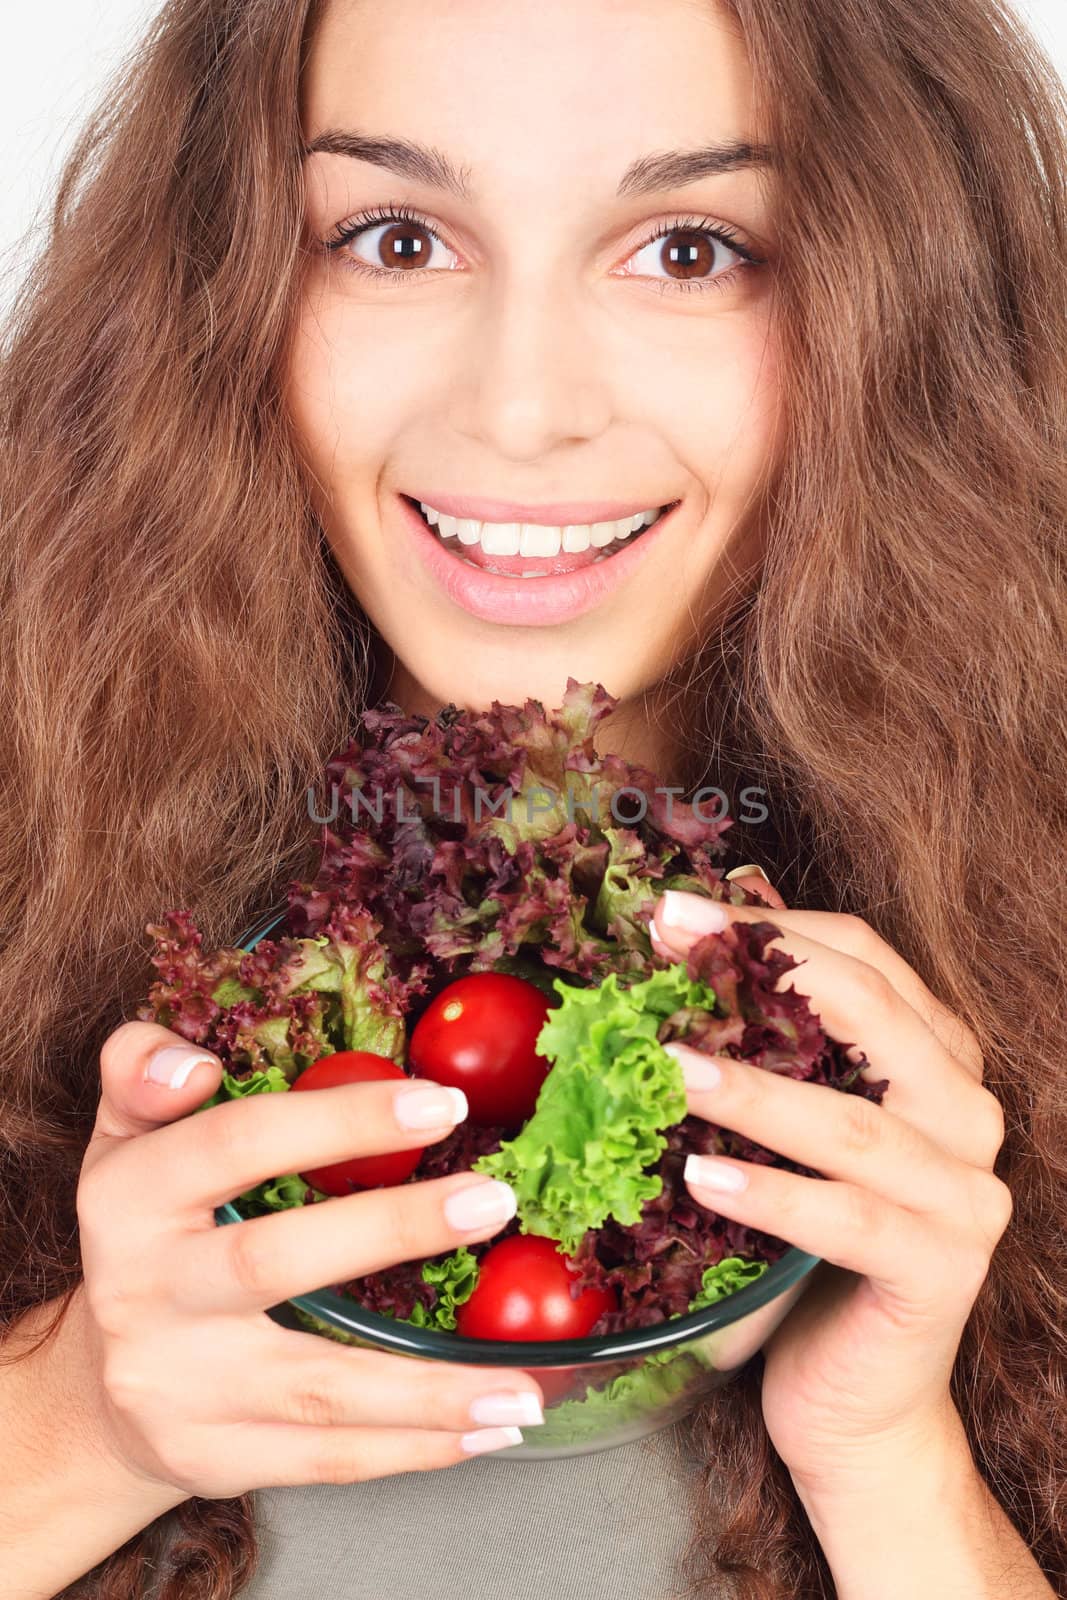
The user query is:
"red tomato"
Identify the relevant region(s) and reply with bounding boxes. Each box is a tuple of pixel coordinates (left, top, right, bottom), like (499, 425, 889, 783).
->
(408, 972, 552, 1128)
(290, 1051, 426, 1194)
(454, 1234, 617, 1342)
(522, 1363, 585, 1406)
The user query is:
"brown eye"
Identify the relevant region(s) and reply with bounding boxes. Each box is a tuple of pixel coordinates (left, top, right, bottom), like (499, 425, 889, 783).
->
(331, 211, 457, 276)
(374, 219, 435, 271)
(658, 228, 717, 281)
(621, 221, 752, 293)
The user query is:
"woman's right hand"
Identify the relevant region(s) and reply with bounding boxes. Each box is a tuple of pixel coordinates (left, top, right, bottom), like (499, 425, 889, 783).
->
(74, 1022, 545, 1501)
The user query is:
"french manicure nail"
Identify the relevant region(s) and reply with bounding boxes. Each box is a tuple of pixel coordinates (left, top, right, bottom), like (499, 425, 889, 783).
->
(684, 1153, 749, 1193)
(662, 1043, 722, 1091)
(444, 1179, 518, 1233)
(460, 1426, 524, 1455)
(724, 863, 770, 883)
(394, 1084, 469, 1130)
(469, 1391, 545, 1427)
(656, 890, 729, 936)
(144, 1046, 216, 1089)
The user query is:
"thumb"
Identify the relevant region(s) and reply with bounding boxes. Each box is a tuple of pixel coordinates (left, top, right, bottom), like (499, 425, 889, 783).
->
(722, 863, 789, 911)
(88, 1020, 223, 1153)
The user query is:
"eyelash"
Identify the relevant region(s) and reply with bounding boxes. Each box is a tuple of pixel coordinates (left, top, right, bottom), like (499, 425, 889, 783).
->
(323, 202, 765, 297)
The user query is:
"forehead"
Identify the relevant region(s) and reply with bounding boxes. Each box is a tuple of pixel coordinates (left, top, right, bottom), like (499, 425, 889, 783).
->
(302, 0, 758, 205)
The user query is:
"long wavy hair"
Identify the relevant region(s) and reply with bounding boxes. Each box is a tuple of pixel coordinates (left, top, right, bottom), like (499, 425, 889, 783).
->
(1, 0, 1064, 1594)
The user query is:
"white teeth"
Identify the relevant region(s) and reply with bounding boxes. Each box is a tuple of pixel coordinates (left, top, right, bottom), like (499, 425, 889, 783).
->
(519, 523, 562, 557)
(417, 500, 664, 559)
(480, 522, 522, 555)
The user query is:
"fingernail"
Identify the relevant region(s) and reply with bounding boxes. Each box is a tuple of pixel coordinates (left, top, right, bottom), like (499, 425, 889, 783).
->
(444, 1179, 518, 1233)
(724, 864, 770, 883)
(469, 1391, 545, 1427)
(656, 890, 729, 936)
(394, 1084, 469, 1130)
(684, 1153, 749, 1193)
(460, 1426, 524, 1455)
(144, 1046, 217, 1089)
(662, 1043, 723, 1091)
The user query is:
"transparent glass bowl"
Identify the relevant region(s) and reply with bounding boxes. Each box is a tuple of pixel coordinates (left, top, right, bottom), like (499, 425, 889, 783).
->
(213, 909, 821, 1458)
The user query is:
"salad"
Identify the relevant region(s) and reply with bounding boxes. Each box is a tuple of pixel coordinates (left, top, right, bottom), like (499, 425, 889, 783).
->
(137, 679, 888, 1431)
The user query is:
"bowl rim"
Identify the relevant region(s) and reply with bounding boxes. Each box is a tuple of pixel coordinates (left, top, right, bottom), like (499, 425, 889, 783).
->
(211, 907, 821, 1367)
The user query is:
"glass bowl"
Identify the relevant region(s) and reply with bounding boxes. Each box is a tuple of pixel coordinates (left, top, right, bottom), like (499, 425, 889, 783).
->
(213, 909, 821, 1458)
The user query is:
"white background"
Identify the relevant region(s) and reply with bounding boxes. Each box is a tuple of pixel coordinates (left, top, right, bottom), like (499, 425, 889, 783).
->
(2, 0, 1066, 315)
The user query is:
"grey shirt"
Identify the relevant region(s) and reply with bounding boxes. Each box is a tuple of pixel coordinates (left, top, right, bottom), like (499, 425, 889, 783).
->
(234, 1414, 733, 1600)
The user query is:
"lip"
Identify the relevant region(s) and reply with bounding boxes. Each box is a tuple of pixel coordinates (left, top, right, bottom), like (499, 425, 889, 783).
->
(396, 493, 682, 626)
(408, 491, 664, 524)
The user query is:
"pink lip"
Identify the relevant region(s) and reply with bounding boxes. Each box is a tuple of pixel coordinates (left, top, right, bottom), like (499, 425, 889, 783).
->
(407, 491, 664, 524)
(396, 494, 682, 627)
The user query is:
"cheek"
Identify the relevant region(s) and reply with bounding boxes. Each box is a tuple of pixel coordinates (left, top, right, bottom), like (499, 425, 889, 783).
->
(283, 296, 420, 488)
(673, 318, 780, 521)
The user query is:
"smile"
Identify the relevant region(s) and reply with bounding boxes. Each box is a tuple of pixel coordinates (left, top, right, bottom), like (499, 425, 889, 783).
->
(414, 498, 669, 570)
(395, 491, 685, 627)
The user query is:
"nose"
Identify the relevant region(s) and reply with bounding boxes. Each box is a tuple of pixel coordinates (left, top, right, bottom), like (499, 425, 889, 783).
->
(447, 271, 612, 460)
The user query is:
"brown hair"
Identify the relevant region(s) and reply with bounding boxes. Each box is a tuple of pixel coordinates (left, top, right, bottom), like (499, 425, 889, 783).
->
(1, 0, 1064, 1595)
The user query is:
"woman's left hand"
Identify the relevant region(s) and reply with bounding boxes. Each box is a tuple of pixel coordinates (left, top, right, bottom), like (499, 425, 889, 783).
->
(650, 873, 1014, 1501)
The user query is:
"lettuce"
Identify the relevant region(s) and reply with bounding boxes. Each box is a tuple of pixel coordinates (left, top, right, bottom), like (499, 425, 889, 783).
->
(139, 679, 890, 1343)
(405, 1248, 480, 1331)
(471, 965, 717, 1253)
(137, 901, 427, 1082)
(530, 1255, 769, 1446)
(287, 677, 732, 985)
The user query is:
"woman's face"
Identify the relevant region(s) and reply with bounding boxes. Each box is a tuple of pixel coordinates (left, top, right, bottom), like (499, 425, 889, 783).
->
(287, 0, 781, 721)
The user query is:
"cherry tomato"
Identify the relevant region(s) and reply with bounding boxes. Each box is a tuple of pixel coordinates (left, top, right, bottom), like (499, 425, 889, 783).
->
(521, 1363, 584, 1406)
(408, 972, 552, 1128)
(454, 1234, 617, 1341)
(290, 1050, 426, 1194)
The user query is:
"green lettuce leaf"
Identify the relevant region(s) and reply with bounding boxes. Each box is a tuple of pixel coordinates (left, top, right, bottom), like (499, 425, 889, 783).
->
(234, 1170, 312, 1216)
(532, 1254, 768, 1445)
(406, 1248, 480, 1331)
(688, 1255, 770, 1316)
(472, 963, 718, 1253)
(200, 1064, 291, 1107)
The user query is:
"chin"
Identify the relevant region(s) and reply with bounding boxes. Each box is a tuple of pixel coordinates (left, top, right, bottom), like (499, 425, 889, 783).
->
(387, 638, 660, 719)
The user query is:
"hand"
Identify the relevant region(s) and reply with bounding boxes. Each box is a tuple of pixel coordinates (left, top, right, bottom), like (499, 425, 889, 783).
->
(74, 1022, 545, 1498)
(650, 872, 1012, 1501)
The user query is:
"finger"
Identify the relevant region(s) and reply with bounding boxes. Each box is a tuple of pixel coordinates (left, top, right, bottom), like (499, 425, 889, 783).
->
(84, 1021, 224, 1178)
(220, 1420, 525, 1488)
(180, 1168, 518, 1315)
(680, 1152, 953, 1310)
(211, 1320, 545, 1431)
(651, 870, 785, 959)
(653, 890, 984, 1082)
(682, 1149, 1012, 1314)
(118, 1076, 471, 1220)
(722, 865, 789, 910)
(664, 1041, 978, 1212)
(652, 894, 997, 1167)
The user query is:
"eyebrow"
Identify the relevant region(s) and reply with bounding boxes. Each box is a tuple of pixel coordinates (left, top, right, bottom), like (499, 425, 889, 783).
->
(302, 130, 775, 200)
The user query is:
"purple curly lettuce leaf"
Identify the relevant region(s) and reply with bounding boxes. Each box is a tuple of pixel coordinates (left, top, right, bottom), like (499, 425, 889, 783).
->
(665, 918, 891, 1103)
(135, 910, 251, 1047)
(572, 1116, 791, 1335)
(282, 678, 738, 987)
(136, 901, 427, 1083)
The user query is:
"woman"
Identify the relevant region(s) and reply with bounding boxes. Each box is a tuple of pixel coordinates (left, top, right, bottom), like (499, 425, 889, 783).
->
(0, 0, 1063, 1595)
